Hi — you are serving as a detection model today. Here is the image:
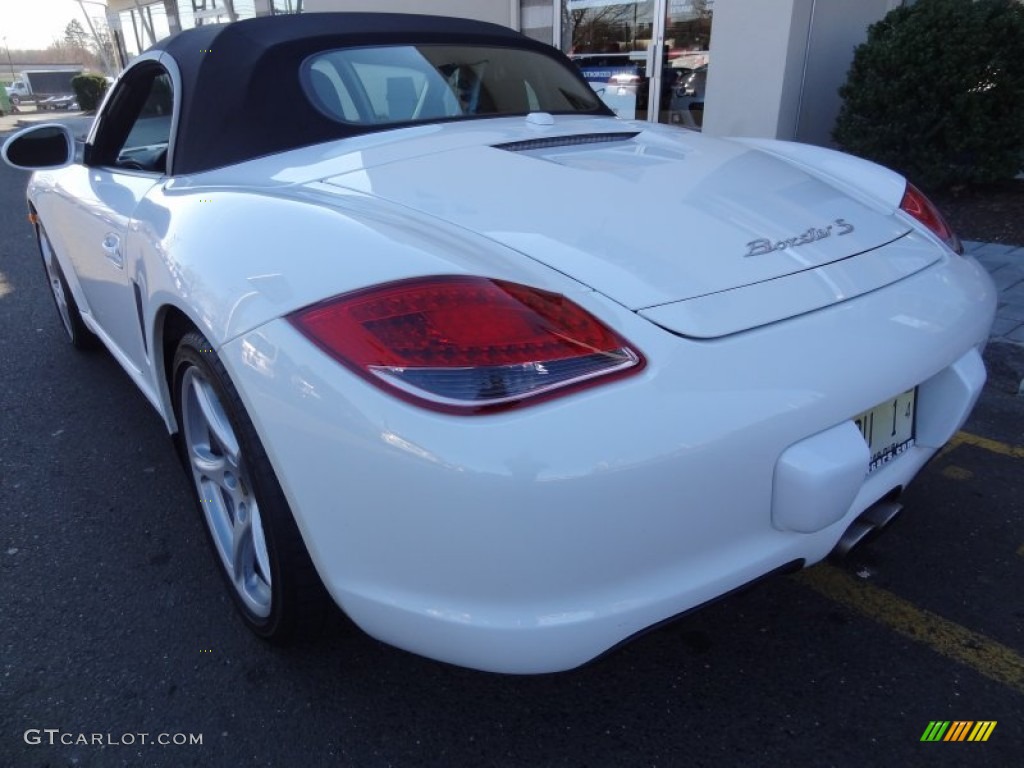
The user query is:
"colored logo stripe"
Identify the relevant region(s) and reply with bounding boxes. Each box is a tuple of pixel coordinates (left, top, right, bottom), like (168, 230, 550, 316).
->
(944, 721, 973, 741)
(967, 721, 997, 742)
(920, 720, 996, 742)
(920, 721, 950, 741)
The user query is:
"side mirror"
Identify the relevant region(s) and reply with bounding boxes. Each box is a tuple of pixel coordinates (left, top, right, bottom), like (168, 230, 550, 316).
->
(1, 124, 76, 170)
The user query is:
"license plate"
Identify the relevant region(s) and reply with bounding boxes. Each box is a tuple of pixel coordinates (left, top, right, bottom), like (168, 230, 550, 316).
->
(854, 388, 917, 473)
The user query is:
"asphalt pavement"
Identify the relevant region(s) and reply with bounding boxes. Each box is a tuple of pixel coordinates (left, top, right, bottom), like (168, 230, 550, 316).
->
(1, 131, 1023, 768)
(0, 105, 95, 139)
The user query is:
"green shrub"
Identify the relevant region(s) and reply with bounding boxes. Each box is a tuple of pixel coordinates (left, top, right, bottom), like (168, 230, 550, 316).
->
(833, 0, 1024, 189)
(71, 73, 109, 112)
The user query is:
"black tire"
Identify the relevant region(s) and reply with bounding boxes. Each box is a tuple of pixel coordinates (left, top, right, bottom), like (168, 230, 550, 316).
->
(37, 223, 98, 350)
(172, 330, 330, 643)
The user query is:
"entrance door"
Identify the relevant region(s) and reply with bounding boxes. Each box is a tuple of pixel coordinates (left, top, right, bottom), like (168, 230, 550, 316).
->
(562, 1, 713, 130)
(656, 0, 713, 129)
(563, 1, 657, 121)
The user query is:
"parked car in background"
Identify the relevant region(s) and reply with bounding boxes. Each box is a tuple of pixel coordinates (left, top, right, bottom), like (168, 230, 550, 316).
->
(669, 63, 707, 128)
(680, 63, 708, 98)
(1, 13, 996, 674)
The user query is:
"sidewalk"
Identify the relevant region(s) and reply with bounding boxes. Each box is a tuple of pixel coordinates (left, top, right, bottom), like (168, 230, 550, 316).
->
(0, 106, 94, 138)
(962, 241, 1024, 345)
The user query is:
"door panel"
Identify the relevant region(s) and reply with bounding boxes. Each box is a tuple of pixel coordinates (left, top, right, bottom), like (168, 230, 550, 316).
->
(54, 166, 159, 371)
(53, 61, 174, 375)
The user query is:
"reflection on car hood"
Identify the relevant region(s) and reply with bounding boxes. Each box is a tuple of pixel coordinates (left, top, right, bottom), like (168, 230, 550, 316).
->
(322, 121, 912, 310)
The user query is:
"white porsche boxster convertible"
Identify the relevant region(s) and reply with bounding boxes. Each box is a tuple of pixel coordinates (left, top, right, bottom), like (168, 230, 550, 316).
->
(2, 13, 996, 673)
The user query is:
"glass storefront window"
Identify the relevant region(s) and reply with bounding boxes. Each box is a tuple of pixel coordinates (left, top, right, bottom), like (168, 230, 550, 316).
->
(561, 0, 713, 129)
(662, 0, 712, 129)
(562, 1, 655, 120)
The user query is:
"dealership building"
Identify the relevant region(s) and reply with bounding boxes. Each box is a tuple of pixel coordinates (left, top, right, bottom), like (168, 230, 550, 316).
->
(102, 0, 905, 147)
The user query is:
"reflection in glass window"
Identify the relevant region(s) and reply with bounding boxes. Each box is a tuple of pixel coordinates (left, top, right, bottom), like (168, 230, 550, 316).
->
(561, 0, 713, 129)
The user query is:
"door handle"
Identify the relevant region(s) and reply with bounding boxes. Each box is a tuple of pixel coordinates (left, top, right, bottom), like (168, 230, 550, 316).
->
(101, 233, 123, 269)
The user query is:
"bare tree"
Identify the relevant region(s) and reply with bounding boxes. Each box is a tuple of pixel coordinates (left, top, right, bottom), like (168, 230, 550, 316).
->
(75, 1, 116, 73)
(63, 20, 90, 53)
(690, 0, 713, 20)
(561, 1, 649, 53)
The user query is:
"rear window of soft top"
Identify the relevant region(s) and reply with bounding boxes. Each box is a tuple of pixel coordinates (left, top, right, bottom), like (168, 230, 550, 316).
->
(302, 44, 603, 126)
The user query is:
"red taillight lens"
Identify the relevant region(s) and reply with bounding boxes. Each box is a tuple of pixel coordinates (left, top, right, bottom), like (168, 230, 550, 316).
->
(899, 183, 962, 254)
(289, 276, 643, 412)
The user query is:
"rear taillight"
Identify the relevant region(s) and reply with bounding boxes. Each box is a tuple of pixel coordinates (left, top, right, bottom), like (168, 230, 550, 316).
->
(289, 276, 643, 413)
(899, 183, 963, 254)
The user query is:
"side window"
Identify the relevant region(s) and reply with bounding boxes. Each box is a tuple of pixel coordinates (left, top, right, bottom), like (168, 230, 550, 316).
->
(89, 65, 173, 175)
(119, 74, 172, 168)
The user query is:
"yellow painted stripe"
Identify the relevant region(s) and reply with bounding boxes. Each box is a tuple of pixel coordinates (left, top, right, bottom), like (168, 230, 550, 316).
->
(794, 565, 1024, 695)
(946, 432, 1024, 460)
(1016, 543, 1024, 559)
(935, 440, 961, 462)
(941, 465, 973, 481)
(978, 721, 997, 742)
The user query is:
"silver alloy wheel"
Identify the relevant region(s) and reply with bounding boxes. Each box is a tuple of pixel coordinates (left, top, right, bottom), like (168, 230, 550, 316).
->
(39, 231, 74, 340)
(181, 366, 273, 618)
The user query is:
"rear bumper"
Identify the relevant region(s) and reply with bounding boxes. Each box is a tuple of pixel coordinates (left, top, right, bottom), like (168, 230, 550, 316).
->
(221, 251, 995, 673)
(772, 347, 986, 534)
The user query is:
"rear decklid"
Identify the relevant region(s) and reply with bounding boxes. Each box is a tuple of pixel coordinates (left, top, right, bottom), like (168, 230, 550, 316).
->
(323, 121, 927, 334)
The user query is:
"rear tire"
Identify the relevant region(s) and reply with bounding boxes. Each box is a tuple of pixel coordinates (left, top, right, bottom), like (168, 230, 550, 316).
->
(172, 330, 330, 643)
(37, 224, 97, 350)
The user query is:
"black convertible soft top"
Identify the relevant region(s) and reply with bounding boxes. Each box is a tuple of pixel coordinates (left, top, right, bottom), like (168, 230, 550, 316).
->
(150, 13, 604, 175)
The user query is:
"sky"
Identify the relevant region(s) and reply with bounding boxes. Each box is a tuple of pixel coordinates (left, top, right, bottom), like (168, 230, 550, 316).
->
(0, 0, 107, 51)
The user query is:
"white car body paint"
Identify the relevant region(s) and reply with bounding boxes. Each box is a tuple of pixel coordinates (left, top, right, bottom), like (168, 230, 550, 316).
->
(15, 107, 996, 673)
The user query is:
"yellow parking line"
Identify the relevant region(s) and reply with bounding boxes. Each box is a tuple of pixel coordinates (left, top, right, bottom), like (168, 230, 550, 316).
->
(794, 565, 1024, 695)
(944, 432, 1024, 460)
(940, 465, 973, 481)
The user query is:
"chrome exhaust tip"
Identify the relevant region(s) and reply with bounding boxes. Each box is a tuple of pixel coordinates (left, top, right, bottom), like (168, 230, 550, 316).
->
(831, 499, 903, 558)
(859, 500, 902, 529)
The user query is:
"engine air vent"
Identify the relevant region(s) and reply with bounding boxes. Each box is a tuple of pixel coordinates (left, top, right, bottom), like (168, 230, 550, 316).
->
(493, 132, 640, 153)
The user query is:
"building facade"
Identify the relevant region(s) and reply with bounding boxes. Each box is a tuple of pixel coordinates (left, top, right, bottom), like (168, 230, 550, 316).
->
(101, 0, 905, 147)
